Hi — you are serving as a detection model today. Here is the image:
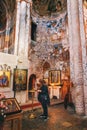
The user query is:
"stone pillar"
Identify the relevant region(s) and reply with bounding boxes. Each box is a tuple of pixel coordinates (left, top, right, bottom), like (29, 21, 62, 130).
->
(14, 0, 31, 67)
(67, 0, 75, 103)
(67, 1, 74, 81)
(79, 0, 87, 115)
(14, 0, 21, 55)
(67, 0, 84, 115)
(14, 0, 31, 104)
(18, 1, 26, 56)
(24, 3, 31, 58)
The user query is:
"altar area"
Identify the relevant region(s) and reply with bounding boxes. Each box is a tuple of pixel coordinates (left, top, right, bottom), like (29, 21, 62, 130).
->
(49, 86, 61, 99)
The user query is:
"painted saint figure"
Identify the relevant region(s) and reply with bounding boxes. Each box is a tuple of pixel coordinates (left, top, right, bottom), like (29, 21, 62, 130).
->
(0, 72, 8, 87)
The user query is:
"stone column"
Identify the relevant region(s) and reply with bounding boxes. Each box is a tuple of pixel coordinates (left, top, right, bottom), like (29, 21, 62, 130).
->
(67, 0, 74, 82)
(14, 0, 31, 104)
(67, 0, 84, 115)
(25, 3, 31, 58)
(78, 0, 87, 115)
(14, 0, 21, 55)
(18, 1, 26, 56)
(24, 2, 31, 101)
(67, 0, 75, 103)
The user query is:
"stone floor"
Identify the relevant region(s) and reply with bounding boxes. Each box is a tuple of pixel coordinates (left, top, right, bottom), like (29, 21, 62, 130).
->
(22, 104, 87, 130)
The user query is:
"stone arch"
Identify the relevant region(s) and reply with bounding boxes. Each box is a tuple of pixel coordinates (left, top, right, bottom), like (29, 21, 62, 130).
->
(43, 61, 50, 72)
(43, 61, 50, 80)
(28, 74, 36, 97)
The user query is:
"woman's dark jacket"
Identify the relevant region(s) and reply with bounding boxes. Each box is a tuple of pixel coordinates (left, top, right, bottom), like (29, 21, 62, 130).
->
(38, 85, 50, 105)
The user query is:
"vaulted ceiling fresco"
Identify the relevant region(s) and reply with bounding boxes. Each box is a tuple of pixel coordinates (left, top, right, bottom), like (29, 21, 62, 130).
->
(32, 0, 67, 16)
(30, 0, 69, 75)
(31, 0, 68, 63)
(0, 0, 16, 32)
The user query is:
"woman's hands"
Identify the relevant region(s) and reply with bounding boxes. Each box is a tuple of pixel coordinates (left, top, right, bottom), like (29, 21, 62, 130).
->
(37, 90, 41, 92)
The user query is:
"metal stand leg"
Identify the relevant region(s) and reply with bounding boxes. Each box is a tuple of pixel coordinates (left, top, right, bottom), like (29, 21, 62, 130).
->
(29, 92, 36, 119)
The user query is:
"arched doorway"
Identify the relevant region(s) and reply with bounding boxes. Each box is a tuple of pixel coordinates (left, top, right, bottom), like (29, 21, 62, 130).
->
(43, 61, 50, 84)
(28, 74, 36, 98)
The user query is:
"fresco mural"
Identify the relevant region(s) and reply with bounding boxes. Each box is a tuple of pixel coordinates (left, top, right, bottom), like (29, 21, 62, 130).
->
(30, 11, 68, 62)
(32, 0, 67, 16)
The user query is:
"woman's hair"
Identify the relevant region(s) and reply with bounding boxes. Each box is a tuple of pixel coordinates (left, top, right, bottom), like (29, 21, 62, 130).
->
(39, 79, 46, 85)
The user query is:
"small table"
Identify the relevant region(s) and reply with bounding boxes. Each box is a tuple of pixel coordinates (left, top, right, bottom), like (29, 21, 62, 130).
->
(4, 112, 22, 130)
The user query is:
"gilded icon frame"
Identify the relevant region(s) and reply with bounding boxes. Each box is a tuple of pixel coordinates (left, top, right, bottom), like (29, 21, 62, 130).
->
(0, 70, 11, 88)
(48, 70, 61, 85)
(13, 69, 28, 91)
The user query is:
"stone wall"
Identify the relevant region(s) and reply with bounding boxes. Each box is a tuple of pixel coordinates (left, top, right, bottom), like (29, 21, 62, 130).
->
(29, 10, 70, 79)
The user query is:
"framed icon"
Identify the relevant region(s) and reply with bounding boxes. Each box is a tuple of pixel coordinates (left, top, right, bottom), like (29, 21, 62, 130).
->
(13, 69, 28, 91)
(0, 71, 11, 88)
(48, 70, 61, 85)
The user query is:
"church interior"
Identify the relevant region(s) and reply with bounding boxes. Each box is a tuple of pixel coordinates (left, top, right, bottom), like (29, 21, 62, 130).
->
(0, 0, 87, 129)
